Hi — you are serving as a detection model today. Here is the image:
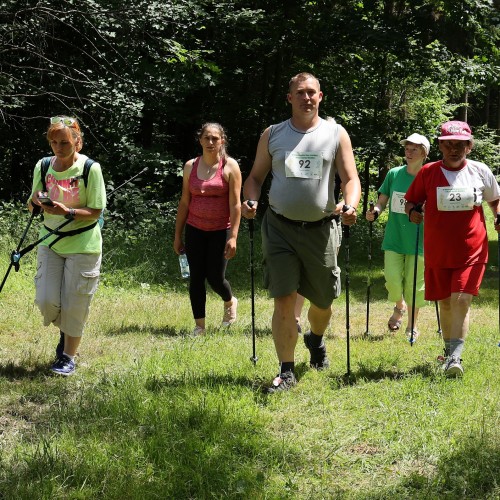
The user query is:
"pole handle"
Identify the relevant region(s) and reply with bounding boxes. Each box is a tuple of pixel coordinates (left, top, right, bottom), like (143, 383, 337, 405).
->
(342, 204, 351, 237)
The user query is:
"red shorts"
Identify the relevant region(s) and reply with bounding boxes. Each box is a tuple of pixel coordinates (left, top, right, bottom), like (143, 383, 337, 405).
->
(424, 264, 486, 301)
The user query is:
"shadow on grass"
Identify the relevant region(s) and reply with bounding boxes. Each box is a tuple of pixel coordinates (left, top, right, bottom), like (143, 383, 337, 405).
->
(326, 361, 437, 388)
(144, 360, 310, 399)
(103, 323, 186, 338)
(145, 371, 257, 392)
(103, 323, 273, 339)
(0, 372, 294, 498)
(371, 432, 500, 498)
(0, 361, 50, 380)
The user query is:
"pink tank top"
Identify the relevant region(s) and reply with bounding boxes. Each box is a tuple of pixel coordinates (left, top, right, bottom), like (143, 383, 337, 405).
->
(186, 156, 230, 231)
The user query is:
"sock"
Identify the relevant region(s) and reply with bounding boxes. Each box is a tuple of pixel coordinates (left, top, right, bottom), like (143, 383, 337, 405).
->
(307, 331, 325, 348)
(448, 339, 465, 360)
(280, 361, 294, 374)
(62, 352, 75, 361)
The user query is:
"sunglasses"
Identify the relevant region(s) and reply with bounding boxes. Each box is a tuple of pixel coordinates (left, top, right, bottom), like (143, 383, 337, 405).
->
(50, 116, 76, 126)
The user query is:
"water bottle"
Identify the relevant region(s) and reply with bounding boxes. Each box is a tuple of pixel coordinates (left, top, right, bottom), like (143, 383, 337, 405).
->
(179, 253, 190, 278)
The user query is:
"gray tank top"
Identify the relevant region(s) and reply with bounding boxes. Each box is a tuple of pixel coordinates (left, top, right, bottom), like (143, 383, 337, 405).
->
(268, 118, 341, 221)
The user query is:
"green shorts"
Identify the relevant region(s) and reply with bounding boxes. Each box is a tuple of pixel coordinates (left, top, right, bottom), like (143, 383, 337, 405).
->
(261, 209, 341, 309)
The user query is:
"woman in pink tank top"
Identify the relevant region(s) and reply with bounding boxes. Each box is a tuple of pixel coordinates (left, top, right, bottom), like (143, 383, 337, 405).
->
(174, 123, 242, 335)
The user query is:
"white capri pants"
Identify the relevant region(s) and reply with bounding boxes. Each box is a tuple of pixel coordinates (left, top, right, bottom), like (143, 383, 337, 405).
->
(35, 245, 101, 338)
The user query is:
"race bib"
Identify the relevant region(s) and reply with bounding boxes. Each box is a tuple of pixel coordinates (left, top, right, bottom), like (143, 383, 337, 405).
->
(285, 152, 323, 179)
(390, 191, 407, 214)
(436, 187, 475, 211)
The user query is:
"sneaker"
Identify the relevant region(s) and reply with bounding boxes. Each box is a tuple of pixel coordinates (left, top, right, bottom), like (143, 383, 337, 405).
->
(222, 297, 238, 326)
(267, 371, 297, 393)
(192, 326, 205, 336)
(405, 328, 419, 344)
(442, 355, 464, 377)
(51, 354, 75, 376)
(55, 331, 65, 358)
(303, 331, 330, 369)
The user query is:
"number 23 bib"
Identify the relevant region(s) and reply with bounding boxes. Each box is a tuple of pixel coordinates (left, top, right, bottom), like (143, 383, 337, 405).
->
(437, 187, 475, 211)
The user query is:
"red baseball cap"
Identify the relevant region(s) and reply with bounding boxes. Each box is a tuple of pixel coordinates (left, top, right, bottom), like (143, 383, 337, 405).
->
(438, 121, 472, 141)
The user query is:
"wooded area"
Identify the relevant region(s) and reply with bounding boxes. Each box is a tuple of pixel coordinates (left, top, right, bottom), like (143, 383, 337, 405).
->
(1, 0, 499, 213)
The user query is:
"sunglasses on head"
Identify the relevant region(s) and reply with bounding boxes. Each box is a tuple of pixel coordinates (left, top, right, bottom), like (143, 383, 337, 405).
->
(50, 116, 76, 126)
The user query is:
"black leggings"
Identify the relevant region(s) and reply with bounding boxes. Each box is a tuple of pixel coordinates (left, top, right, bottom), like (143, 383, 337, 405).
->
(185, 224, 233, 320)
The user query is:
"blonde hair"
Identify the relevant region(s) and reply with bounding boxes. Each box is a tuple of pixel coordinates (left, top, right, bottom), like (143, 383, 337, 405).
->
(288, 72, 320, 92)
(46, 116, 83, 149)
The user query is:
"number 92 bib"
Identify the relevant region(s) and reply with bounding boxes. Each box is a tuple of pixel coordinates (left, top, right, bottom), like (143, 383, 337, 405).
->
(285, 151, 323, 179)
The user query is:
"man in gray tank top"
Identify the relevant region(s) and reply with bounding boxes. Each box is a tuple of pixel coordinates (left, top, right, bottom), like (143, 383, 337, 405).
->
(242, 72, 361, 393)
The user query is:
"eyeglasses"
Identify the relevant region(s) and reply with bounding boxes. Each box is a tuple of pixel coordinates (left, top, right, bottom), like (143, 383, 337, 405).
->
(50, 116, 76, 126)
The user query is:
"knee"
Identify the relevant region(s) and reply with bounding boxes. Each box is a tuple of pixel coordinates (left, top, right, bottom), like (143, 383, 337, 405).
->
(35, 296, 59, 318)
(274, 294, 296, 317)
(309, 303, 332, 321)
(454, 293, 472, 310)
(439, 299, 451, 313)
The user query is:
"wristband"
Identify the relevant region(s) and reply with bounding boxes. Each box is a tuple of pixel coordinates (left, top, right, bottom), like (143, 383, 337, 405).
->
(65, 208, 76, 220)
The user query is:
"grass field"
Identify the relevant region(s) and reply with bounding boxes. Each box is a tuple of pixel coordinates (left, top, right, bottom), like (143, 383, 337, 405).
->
(0, 208, 499, 499)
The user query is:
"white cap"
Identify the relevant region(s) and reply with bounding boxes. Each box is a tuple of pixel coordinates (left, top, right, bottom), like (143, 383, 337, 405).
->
(400, 133, 430, 156)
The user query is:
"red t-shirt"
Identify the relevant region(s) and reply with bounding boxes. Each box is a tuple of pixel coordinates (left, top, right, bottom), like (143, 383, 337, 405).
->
(186, 157, 230, 231)
(405, 160, 488, 268)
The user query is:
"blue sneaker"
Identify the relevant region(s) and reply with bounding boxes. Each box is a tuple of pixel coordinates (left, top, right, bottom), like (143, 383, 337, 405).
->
(55, 331, 64, 359)
(51, 354, 75, 376)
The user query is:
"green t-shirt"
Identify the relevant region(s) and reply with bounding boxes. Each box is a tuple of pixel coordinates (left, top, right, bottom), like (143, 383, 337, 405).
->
(30, 155, 106, 254)
(378, 165, 423, 255)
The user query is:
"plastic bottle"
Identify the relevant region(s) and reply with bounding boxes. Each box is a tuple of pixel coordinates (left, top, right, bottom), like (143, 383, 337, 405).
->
(179, 253, 190, 278)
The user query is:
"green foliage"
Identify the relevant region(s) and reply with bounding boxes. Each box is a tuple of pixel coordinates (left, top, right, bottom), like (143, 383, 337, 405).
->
(0, 0, 498, 205)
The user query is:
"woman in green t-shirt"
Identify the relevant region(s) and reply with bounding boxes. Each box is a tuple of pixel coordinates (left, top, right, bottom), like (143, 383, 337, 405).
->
(366, 133, 429, 341)
(29, 116, 106, 376)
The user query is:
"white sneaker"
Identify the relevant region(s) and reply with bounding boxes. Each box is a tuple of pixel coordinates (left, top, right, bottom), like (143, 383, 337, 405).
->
(192, 326, 205, 336)
(442, 355, 464, 377)
(222, 297, 238, 326)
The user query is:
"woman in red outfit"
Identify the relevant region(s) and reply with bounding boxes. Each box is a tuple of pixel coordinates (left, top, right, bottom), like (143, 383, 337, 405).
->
(174, 123, 242, 335)
(405, 121, 500, 377)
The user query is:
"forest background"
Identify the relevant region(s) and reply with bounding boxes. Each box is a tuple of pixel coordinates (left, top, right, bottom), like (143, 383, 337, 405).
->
(1, 0, 499, 223)
(1, 3, 500, 497)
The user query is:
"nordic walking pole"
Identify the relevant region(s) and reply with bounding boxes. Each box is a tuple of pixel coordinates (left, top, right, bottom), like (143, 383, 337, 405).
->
(435, 301, 442, 335)
(247, 200, 258, 365)
(409, 204, 423, 346)
(364, 201, 374, 336)
(0, 204, 41, 294)
(342, 205, 352, 375)
(106, 167, 148, 198)
(497, 213, 500, 336)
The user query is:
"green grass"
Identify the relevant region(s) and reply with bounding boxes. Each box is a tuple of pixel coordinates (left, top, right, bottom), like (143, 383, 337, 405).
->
(0, 211, 499, 499)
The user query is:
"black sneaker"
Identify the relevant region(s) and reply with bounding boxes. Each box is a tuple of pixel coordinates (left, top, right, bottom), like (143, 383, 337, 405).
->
(267, 371, 297, 393)
(55, 331, 64, 359)
(303, 331, 330, 369)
